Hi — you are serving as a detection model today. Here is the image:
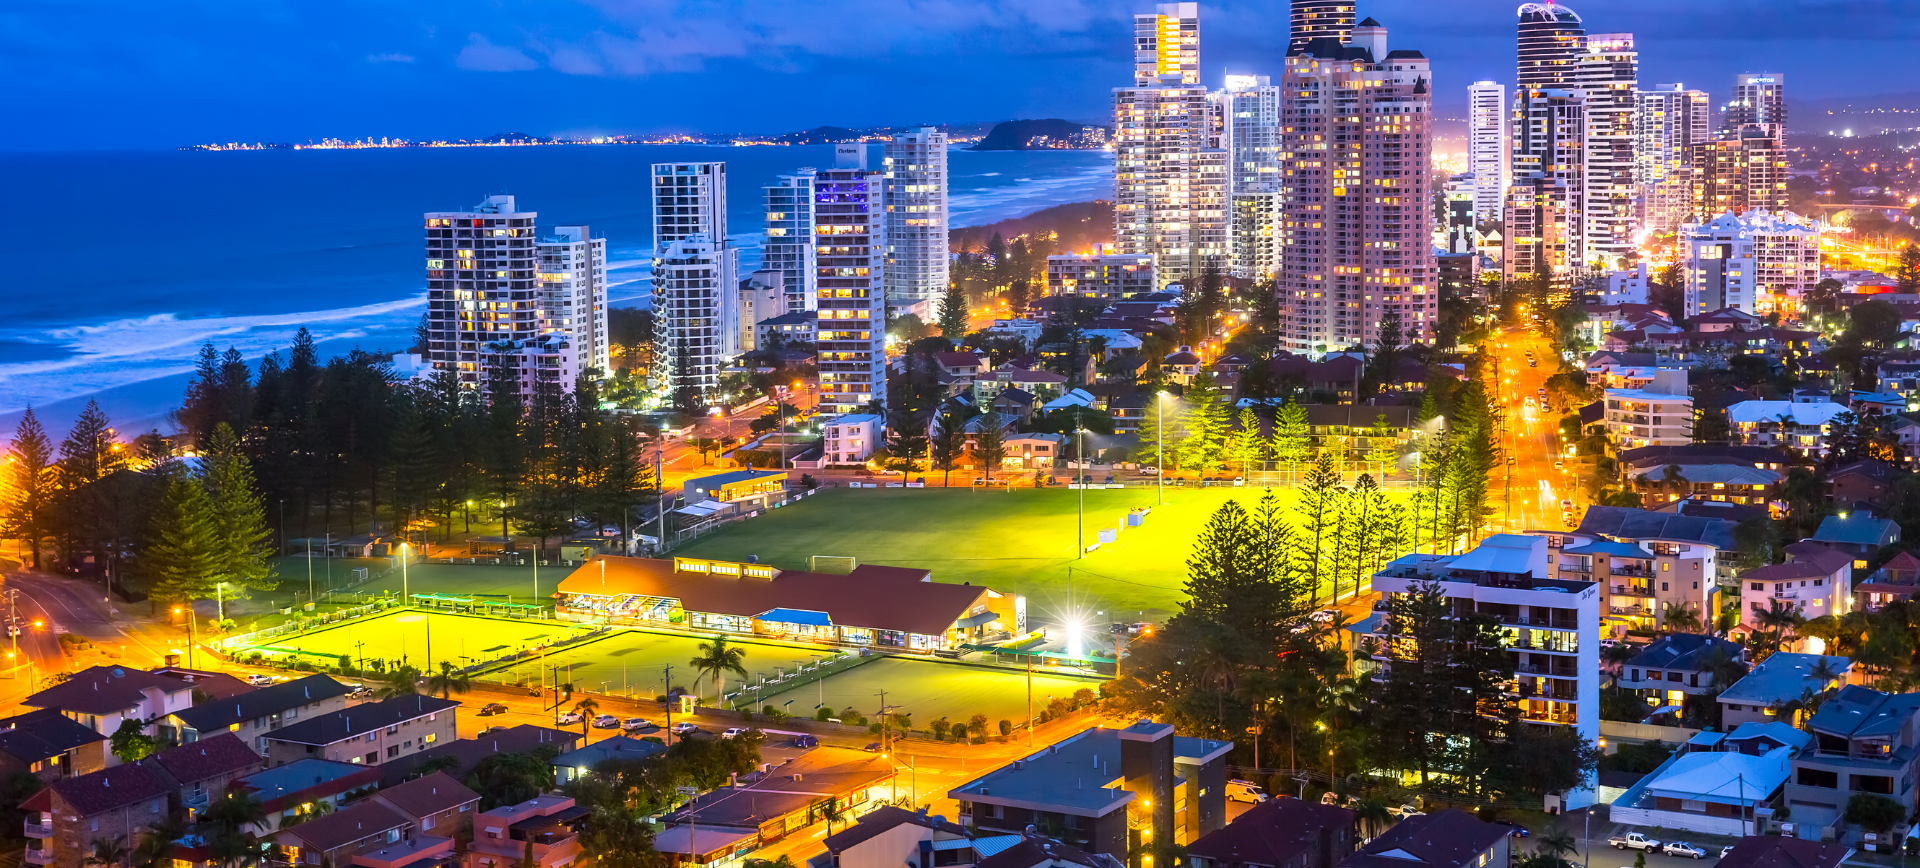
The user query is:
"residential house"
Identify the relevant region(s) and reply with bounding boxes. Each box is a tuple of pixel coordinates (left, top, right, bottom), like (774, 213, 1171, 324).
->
(371, 771, 481, 838)
(1616, 444, 1792, 478)
(1268, 355, 1362, 402)
(1826, 461, 1900, 510)
(269, 801, 421, 867)
(975, 838, 1124, 868)
(1855, 552, 1920, 612)
(1300, 406, 1416, 470)
(141, 733, 264, 820)
(1733, 545, 1854, 645)
(980, 365, 1069, 402)
(24, 666, 197, 748)
(1546, 506, 1735, 633)
(1850, 391, 1906, 417)
(148, 668, 253, 701)
(1604, 370, 1693, 448)
(951, 721, 1234, 860)
(666, 747, 895, 853)
(818, 805, 1007, 868)
(21, 763, 172, 868)
(820, 414, 884, 466)
(262, 695, 458, 767)
(0, 709, 107, 781)
(1653, 497, 1772, 524)
(990, 388, 1040, 424)
(163, 674, 353, 755)
(1336, 810, 1510, 868)
(1187, 797, 1356, 868)
(1620, 635, 1748, 710)
(1718, 653, 1852, 727)
(757, 311, 816, 349)
(1610, 732, 1795, 836)
(378, 726, 581, 788)
(551, 736, 664, 786)
(1163, 350, 1202, 384)
(234, 759, 379, 834)
(1715, 838, 1848, 868)
(1004, 434, 1067, 469)
(1629, 463, 1780, 511)
(1727, 401, 1852, 457)
(1807, 515, 1902, 567)
(1787, 686, 1920, 834)
(467, 794, 586, 868)
(937, 353, 988, 386)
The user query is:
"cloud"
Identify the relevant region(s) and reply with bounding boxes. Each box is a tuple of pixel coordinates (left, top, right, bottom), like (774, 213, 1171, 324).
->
(366, 52, 415, 63)
(454, 33, 539, 72)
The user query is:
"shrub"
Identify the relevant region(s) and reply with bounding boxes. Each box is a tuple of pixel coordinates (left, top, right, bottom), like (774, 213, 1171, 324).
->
(1847, 793, 1905, 833)
(999, 720, 1013, 738)
(815, 706, 834, 722)
(929, 718, 951, 741)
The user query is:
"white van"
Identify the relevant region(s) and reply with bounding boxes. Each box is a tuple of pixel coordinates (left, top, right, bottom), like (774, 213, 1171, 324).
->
(1226, 780, 1269, 804)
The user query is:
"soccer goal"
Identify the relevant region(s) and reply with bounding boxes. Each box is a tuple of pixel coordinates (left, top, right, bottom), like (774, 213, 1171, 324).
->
(808, 555, 858, 574)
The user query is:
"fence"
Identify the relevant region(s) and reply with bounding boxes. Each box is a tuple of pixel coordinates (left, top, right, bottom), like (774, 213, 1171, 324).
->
(1223, 764, 1546, 812)
(216, 600, 396, 651)
(722, 650, 874, 712)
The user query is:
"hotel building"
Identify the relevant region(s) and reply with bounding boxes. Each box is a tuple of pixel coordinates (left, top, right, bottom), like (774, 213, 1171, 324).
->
(1468, 81, 1509, 225)
(815, 145, 887, 417)
(1683, 210, 1820, 316)
(651, 162, 738, 401)
(763, 170, 818, 314)
(535, 227, 609, 377)
(423, 196, 539, 390)
(883, 127, 950, 305)
(1637, 84, 1712, 233)
(1114, 3, 1227, 286)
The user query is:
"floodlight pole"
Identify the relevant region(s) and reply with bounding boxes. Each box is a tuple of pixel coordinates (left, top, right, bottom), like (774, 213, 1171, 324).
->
(1156, 392, 1166, 506)
(1077, 424, 1085, 558)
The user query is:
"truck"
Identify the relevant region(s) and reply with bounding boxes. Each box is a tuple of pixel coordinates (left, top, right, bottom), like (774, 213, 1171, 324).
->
(1607, 833, 1661, 851)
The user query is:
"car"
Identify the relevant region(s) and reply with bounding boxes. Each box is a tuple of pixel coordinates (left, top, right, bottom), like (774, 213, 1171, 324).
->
(864, 742, 883, 752)
(1491, 819, 1529, 838)
(1138, 466, 1161, 476)
(477, 703, 508, 716)
(1391, 805, 1424, 819)
(1226, 780, 1268, 804)
(622, 718, 658, 733)
(592, 714, 622, 729)
(721, 727, 748, 739)
(555, 711, 583, 725)
(246, 674, 276, 687)
(347, 687, 374, 700)
(1607, 833, 1660, 851)
(670, 722, 698, 735)
(477, 725, 505, 736)
(1309, 610, 1338, 624)
(1662, 842, 1706, 859)
(1529, 359, 1538, 367)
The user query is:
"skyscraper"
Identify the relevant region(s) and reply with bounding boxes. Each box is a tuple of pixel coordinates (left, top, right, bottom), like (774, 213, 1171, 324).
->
(814, 145, 887, 418)
(1572, 32, 1638, 270)
(1468, 81, 1509, 225)
(423, 195, 539, 390)
(1515, 2, 1585, 88)
(1504, 89, 1586, 283)
(1682, 211, 1818, 316)
(1225, 74, 1282, 281)
(1636, 83, 1710, 233)
(1689, 126, 1789, 220)
(650, 163, 738, 403)
(1277, 16, 1435, 353)
(1725, 73, 1786, 137)
(536, 226, 609, 377)
(1288, 0, 1355, 55)
(883, 127, 950, 306)
(1134, 2, 1199, 86)
(763, 170, 818, 314)
(1115, 3, 1226, 285)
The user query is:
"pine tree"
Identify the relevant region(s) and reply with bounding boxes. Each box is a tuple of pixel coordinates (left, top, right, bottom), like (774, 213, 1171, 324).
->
(1177, 377, 1229, 473)
(1268, 399, 1311, 479)
(199, 423, 276, 594)
(57, 400, 128, 580)
(145, 467, 222, 605)
(937, 283, 970, 339)
(1365, 414, 1398, 477)
(2, 408, 56, 570)
(1224, 408, 1264, 478)
(1292, 456, 1342, 602)
(1137, 392, 1183, 473)
(930, 406, 971, 487)
(972, 411, 1007, 481)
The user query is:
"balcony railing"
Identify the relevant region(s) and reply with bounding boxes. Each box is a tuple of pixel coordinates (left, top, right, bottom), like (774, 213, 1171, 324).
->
(24, 821, 52, 838)
(26, 847, 52, 865)
(1613, 567, 1655, 578)
(1611, 585, 1652, 596)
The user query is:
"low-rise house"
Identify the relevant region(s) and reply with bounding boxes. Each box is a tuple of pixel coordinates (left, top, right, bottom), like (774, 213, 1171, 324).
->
(1786, 686, 1920, 836)
(1827, 460, 1900, 510)
(379, 726, 580, 788)
(1616, 444, 1793, 477)
(262, 695, 458, 768)
(667, 748, 895, 852)
(1621, 635, 1747, 709)
(1807, 515, 1901, 566)
(1727, 401, 1852, 457)
(818, 804, 1008, 868)
(551, 736, 664, 785)
(269, 801, 418, 867)
(24, 666, 197, 746)
(1734, 545, 1854, 644)
(1855, 551, 1920, 612)
(1610, 737, 1794, 836)
(164, 674, 353, 754)
(467, 794, 586, 868)
(148, 668, 254, 701)
(1187, 797, 1355, 868)
(976, 838, 1122, 868)
(1268, 354, 1362, 402)
(235, 759, 379, 834)
(1336, 810, 1509, 868)
(1545, 506, 1735, 633)
(757, 311, 816, 349)
(819, 414, 884, 466)
(142, 733, 264, 819)
(0, 709, 108, 781)
(1004, 434, 1067, 469)
(371, 771, 480, 838)
(684, 469, 787, 503)
(21, 763, 172, 868)
(1629, 463, 1781, 511)
(1604, 370, 1693, 448)
(1718, 653, 1852, 727)
(990, 388, 1040, 424)
(937, 352, 987, 383)
(1163, 350, 1201, 384)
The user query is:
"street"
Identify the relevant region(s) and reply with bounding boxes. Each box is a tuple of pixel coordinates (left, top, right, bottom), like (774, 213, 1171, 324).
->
(1486, 328, 1582, 535)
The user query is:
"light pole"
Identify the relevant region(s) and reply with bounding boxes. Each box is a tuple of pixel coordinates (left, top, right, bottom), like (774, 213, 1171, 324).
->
(401, 542, 409, 607)
(1076, 423, 1086, 558)
(1155, 391, 1170, 505)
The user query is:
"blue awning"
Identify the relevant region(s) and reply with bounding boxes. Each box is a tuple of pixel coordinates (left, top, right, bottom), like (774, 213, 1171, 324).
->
(755, 608, 833, 627)
(956, 611, 1000, 629)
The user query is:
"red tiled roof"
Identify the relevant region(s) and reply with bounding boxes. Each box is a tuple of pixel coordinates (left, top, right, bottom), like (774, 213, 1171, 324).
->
(143, 733, 262, 786)
(276, 802, 410, 852)
(25, 665, 192, 715)
(558, 558, 993, 636)
(36, 762, 172, 818)
(374, 772, 480, 821)
(1188, 797, 1354, 866)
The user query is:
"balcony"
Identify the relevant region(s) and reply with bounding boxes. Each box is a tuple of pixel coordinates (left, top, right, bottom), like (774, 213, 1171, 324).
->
(1612, 566, 1654, 579)
(1610, 585, 1652, 597)
(24, 821, 52, 838)
(25, 847, 51, 865)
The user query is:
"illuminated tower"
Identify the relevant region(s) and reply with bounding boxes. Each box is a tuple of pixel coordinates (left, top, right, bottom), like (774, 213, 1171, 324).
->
(1288, 0, 1355, 55)
(1468, 81, 1509, 225)
(1134, 3, 1199, 86)
(1115, 2, 1226, 285)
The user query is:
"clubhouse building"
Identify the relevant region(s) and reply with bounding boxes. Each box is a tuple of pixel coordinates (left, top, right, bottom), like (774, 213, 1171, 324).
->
(553, 556, 1026, 653)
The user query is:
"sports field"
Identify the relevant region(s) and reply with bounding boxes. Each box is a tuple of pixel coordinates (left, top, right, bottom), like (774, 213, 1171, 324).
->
(752, 657, 1105, 727)
(493, 628, 843, 701)
(237, 611, 596, 673)
(675, 486, 1393, 622)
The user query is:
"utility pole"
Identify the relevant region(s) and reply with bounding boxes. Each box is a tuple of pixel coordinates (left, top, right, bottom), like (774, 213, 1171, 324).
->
(1076, 423, 1085, 558)
(663, 663, 676, 746)
(656, 447, 668, 555)
(1156, 392, 1166, 506)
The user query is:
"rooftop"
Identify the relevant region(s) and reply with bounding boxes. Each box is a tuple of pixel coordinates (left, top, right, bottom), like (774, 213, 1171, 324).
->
(374, 771, 480, 819)
(265, 695, 458, 746)
(1339, 809, 1509, 868)
(378, 725, 580, 787)
(274, 801, 410, 852)
(1624, 634, 1745, 675)
(823, 805, 969, 855)
(1641, 748, 1792, 806)
(1714, 836, 1848, 868)
(1806, 685, 1920, 740)
(237, 759, 377, 811)
(1811, 514, 1900, 547)
(25, 665, 192, 715)
(24, 761, 171, 817)
(142, 733, 262, 785)
(171, 675, 351, 732)
(1719, 653, 1851, 706)
(1575, 506, 1737, 550)
(1187, 797, 1354, 867)
(0, 708, 105, 765)
(670, 747, 893, 828)
(949, 725, 1231, 817)
(552, 735, 666, 772)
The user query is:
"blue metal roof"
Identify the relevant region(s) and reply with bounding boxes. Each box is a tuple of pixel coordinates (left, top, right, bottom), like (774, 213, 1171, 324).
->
(755, 608, 833, 627)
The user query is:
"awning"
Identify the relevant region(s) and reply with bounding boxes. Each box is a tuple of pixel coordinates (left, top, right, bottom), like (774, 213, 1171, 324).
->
(956, 611, 1000, 629)
(674, 500, 729, 517)
(755, 608, 833, 627)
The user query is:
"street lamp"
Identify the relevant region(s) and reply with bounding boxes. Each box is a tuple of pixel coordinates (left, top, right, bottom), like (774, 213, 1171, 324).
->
(1155, 391, 1170, 506)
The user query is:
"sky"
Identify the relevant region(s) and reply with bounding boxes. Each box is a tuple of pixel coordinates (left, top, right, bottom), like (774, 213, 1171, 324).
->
(5, 0, 1917, 151)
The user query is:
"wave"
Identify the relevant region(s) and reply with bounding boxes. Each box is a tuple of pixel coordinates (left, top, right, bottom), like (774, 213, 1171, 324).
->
(950, 157, 1114, 228)
(0, 296, 424, 413)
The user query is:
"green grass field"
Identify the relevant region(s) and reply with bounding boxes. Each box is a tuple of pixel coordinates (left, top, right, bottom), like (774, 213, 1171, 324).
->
(238, 611, 597, 673)
(494, 629, 841, 700)
(675, 486, 1330, 622)
(751, 657, 1105, 727)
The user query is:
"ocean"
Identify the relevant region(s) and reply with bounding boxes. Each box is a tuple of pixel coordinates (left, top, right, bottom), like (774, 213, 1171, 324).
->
(0, 144, 1113, 435)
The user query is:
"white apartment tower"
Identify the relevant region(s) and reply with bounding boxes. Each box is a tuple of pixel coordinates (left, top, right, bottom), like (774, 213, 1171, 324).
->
(1573, 33, 1638, 271)
(535, 226, 609, 378)
(1505, 89, 1587, 283)
(1468, 81, 1509, 225)
(1683, 211, 1820, 316)
(1725, 73, 1786, 138)
(1115, 2, 1227, 285)
(883, 127, 951, 305)
(1637, 84, 1711, 233)
(814, 145, 887, 418)
(1277, 16, 1435, 353)
(650, 163, 739, 402)
(1225, 74, 1283, 281)
(763, 170, 818, 314)
(423, 195, 540, 390)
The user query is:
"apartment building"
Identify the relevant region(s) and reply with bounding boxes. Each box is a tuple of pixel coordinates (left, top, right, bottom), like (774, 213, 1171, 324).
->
(1046, 252, 1157, 299)
(0, 709, 107, 781)
(1572, 32, 1639, 270)
(1636, 84, 1710, 234)
(467, 794, 583, 868)
(1724, 73, 1787, 135)
(536, 226, 609, 377)
(1114, 4, 1225, 287)
(143, 734, 266, 819)
(1549, 505, 1735, 633)
(1367, 534, 1600, 806)
(1734, 544, 1853, 643)
(1603, 369, 1693, 448)
(25, 666, 197, 749)
(1620, 635, 1747, 710)
(1787, 686, 1920, 828)
(1683, 211, 1820, 317)
(1503, 88, 1585, 285)
(1224, 75, 1282, 281)
(764, 170, 819, 313)
(884, 127, 950, 305)
(423, 196, 539, 389)
(261, 696, 458, 767)
(164, 675, 351, 755)
(1689, 127, 1789, 221)
(22, 763, 171, 868)
(269, 801, 419, 868)
(815, 145, 887, 418)
(1726, 400, 1851, 457)
(651, 162, 739, 402)
(1467, 81, 1508, 225)
(371, 772, 481, 839)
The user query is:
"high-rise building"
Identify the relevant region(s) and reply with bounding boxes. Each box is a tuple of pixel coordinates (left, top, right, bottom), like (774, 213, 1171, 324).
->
(1468, 81, 1509, 225)
(1288, 0, 1355, 55)
(763, 170, 818, 314)
(1689, 126, 1789, 220)
(1225, 75, 1283, 281)
(1636, 83, 1711, 233)
(814, 145, 887, 418)
(1504, 88, 1587, 283)
(1134, 3, 1199, 86)
(1682, 210, 1819, 316)
(1515, 2, 1586, 88)
(883, 127, 950, 306)
(650, 162, 737, 402)
(1572, 32, 1637, 270)
(536, 226, 609, 378)
(1046, 252, 1158, 299)
(423, 195, 540, 390)
(1725, 73, 1786, 137)
(1277, 16, 1435, 353)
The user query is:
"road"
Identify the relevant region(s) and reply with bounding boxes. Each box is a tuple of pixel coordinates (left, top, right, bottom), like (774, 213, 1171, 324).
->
(1486, 328, 1581, 535)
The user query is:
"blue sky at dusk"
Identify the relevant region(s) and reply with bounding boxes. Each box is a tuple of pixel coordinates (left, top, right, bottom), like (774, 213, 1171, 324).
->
(6, 0, 1915, 150)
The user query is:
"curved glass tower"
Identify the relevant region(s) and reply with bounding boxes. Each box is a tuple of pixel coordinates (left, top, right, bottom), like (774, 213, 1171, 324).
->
(1516, 2, 1584, 88)
(1288, 0, 1354, 55)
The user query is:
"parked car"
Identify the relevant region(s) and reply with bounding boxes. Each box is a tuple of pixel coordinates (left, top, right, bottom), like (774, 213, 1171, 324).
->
(670, 722, 698, 735)
(477, 726, 505, 736)
(622, 718, 658, 733)
(592, 714, 622, 729)
(1491, 820, 1528, 838)
(792, 734, 818, 749)
(721, 727, 748, 739)
(555, 711, 583, 725)
(1662, 842, 1706, 859)
(1225, 780, 1268, 804)
(1607, 833, 1660, 851)
(246, 674, 276, 687)
(1390, 805, 1424, 819)
(1309, 609, 1339, 624)
(477, 703, 508, 716)
(863, 742, 883, 752)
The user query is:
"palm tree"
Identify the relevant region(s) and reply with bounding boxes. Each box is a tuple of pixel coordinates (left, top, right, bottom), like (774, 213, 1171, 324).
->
(429, 661, 471, 700)
(690, 634, 748, 699)
(130, 821, 181, 868)
(377, 665, 421, 699)
(1351, 795, 1392, 839)
(1537, 824, 1578, 867)
(1695, 644, 1747, 690)
(573, 697, 599, 734)
(1661, 602, 1703, 634)
(85, 837, 130, 868)
(1754, 600, 1804, 654)
(202, 787, 268, 839)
